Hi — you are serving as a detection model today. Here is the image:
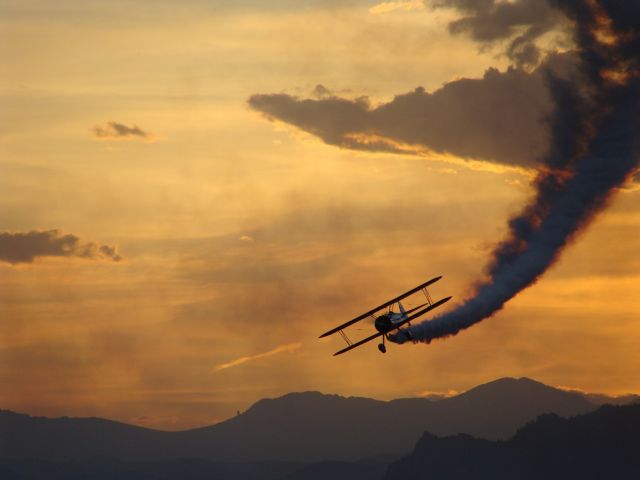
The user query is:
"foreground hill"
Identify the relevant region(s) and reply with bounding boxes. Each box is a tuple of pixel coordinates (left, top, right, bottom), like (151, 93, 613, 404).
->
(0, 458, 303, 480)
(385, 403, 640, 480)
(0, 457, 391, 480)
(0, 377, 594, 462)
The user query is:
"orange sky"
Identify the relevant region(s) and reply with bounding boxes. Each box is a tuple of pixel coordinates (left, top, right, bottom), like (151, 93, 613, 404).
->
(1, 0, 638, 430)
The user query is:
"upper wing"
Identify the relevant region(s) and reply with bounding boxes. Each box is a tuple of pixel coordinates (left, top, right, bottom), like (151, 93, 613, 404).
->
(318, 276, 443, 338)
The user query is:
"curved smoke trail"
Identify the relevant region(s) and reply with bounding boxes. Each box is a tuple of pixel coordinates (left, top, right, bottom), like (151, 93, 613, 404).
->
(390, 0, 640, 344)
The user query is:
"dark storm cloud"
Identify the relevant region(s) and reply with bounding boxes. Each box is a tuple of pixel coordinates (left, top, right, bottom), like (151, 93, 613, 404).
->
(0, 230, 122, 264)
(432, 0, 565, 68)
(250, 53, 579, 168)
(92, 121, 150, 140)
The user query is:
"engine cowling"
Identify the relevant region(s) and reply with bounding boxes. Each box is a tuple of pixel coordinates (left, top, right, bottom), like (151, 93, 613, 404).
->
(374, 315, 393, 333)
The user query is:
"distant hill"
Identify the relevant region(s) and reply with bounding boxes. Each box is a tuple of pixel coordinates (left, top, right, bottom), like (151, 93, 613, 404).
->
(385, 403, 640, 480)
(0, 377, 595, 463)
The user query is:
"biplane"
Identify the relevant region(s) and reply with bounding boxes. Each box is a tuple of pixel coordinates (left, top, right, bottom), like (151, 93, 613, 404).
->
(319, 276, 451, 356)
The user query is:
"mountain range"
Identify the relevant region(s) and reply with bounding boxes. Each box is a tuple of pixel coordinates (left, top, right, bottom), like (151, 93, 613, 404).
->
(1, 377, 637, 479)
(1, 377, 599, 463)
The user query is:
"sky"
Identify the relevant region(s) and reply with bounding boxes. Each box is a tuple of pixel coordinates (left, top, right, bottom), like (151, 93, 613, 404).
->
(1, 0, 639, 430)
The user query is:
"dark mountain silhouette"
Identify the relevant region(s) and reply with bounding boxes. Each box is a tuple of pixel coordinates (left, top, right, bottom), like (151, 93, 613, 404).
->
(0, 456, 394, 480)
(0, 458, 302, 480)
(0, 378, 595, 463)
(275, 455, 393, 480)
(404, 376, 595, 439)
(385, 403, 640, 480)
(5, 406, 640, 480)
(0, 464, 28, 480)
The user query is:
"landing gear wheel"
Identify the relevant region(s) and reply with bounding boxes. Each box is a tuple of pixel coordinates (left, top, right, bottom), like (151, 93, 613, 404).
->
(378, 343, 386, 353)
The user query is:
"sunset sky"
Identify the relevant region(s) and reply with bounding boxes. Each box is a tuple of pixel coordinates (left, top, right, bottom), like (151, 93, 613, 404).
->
(1, 0, 639, 430)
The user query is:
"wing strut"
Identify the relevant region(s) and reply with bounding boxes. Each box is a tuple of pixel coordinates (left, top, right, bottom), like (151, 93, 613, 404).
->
(338, 330, 352, 346)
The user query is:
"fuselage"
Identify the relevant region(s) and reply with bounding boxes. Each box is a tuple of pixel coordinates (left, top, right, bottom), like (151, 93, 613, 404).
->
(374, 311, 406, 334)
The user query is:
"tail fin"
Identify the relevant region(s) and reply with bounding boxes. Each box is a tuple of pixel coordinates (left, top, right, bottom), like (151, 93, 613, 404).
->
(399, 301, 406, 317)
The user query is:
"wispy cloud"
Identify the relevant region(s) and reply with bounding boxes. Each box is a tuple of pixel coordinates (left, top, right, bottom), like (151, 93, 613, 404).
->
(92, 121, 151, 140)
(214, 342, 302, 372)
(416, 389, 459, 399)
(369, 0, 424, 15)
(431, 0, 562, 68)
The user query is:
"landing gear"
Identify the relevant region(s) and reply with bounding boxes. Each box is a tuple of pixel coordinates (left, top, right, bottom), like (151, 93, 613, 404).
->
(378, 335, 387, 353)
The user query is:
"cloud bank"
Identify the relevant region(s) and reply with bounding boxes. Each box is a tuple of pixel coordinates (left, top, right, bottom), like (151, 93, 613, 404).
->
(0, 230, 122, 264)
(250, 53, 579, 169)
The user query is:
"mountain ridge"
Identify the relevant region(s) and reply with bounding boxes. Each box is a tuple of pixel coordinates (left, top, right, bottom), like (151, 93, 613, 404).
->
(0, 377, 600, 463)
(4, 377, 633, 434)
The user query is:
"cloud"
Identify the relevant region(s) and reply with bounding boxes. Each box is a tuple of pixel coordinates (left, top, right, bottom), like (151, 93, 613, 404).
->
(92, 121, 151, 140)
(213, 342, 303, 372)
(370, 0, 425, 15)
(432, 0, 566, 68)
(311, 84, 333, 98)
(0, 230, 122, 264)
(416, 389, 459, 399)
(249, 53, 578, 169)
